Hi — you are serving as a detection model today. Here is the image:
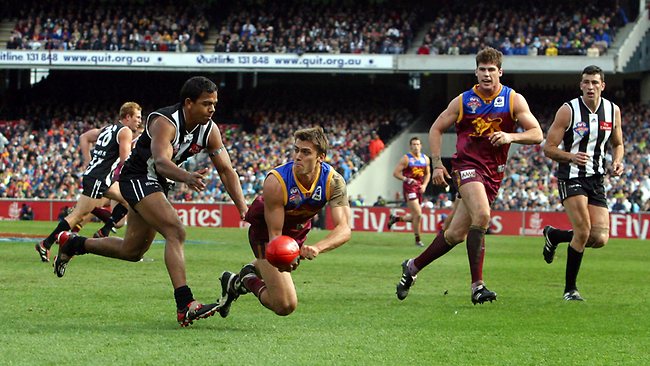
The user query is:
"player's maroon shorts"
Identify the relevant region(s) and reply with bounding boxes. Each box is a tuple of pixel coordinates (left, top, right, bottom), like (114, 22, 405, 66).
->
(402, 183, 422, 203)
(451, 166, 502, 204)
(247, 222, 310, 259)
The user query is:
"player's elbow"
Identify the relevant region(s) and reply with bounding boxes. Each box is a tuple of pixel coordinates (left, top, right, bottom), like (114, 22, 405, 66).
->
(542, 144, 553, 158)
(530, 129, 543, 144)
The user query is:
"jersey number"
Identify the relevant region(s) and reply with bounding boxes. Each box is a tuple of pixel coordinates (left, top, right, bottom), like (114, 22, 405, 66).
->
(84, 126, 117, 174)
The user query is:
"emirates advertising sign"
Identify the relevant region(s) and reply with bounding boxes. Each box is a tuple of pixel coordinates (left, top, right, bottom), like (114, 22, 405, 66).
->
(1, 200, 648, 239)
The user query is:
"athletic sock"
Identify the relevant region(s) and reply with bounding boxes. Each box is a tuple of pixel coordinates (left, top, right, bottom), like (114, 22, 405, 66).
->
(412, 230, 455, 274)
(109, 203, 128, 225)
(43, 220, 71, 249)
(550, 228, 574, 245)
(467, 226, 486, 284)
(242, 276, 267, 298)
(91, 207, 112, 223)
(565, 245, 584, 293)
(174, 285, 195, 310)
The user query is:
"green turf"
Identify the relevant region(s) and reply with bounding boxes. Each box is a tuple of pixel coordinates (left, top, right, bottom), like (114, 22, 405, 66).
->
(1, 221, 648, 365)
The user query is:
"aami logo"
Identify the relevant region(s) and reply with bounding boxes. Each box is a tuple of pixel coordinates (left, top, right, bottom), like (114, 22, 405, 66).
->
(460, 169, 476, 180)
(494, 96, 505, 107)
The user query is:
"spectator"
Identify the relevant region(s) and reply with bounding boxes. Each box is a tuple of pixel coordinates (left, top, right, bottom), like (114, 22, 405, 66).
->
(587, 43, 600, 57)
(545, 42, 558, 56)
(20, 203, 34, 220)
(369, 131, 385, 160)
(373, 196, 387, 207)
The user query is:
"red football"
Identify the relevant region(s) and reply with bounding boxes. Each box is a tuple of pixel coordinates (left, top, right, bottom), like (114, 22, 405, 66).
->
(266, 235, 300, 268)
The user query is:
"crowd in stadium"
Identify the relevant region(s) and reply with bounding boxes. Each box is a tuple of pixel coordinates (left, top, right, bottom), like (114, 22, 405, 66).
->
(5, 0, 629, 55)
(212, 1, 418, 54)
(0, 96, 411, 204)
(6, 1, 210, 52)
(417, 0, 624, 56)
(1, 96, 648, 213)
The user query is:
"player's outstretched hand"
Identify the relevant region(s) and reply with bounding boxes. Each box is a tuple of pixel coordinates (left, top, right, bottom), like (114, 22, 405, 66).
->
(300, 245, 319, 260)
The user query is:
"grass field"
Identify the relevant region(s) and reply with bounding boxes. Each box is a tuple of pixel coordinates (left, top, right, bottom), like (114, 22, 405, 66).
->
(1, 221, 649, 365)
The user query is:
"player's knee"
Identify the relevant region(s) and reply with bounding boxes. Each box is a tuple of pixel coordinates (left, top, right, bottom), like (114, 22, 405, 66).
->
(124, 253, 143, 262)
(161, 223, 186, 243)
(272, 300, 297, 316)
(588, 229, 609, 249)
(472, 211, 491, 228)
(572, 226, 591, 244)
(443, 230, 465, 246)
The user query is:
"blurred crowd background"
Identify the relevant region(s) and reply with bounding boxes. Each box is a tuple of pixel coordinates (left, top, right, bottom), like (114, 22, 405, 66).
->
(1, 0, 647, 214)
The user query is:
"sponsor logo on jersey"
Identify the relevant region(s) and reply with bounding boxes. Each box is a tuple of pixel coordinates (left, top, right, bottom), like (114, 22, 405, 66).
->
(573, 121, 589, 137)
(189, 143, 202, 154)
(494, 96, 505, 107)
(460, 169, 476, 180)
(599, 121, 612, 131)
(312, 186, 322, 201)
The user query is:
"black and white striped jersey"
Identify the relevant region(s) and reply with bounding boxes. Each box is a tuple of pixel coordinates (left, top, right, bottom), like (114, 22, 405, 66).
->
(83, 123, 129, 185)
(120, 103, 214, 186)
(556, 96, 616, 179)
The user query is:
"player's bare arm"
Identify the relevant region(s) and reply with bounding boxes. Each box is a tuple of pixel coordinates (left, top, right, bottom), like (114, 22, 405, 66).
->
(543, 104, 589, 165)
(116, 127, 134, 164)
(610, 105, 625, 176)
(302, 173, 351, 260)
(207, 124, 248, 218)
(263, 174, 286, 241)
(393, 155, 413, 183)
(429, 95, 459, 186)
(80, 128, 101, 166)
(490, 92, 543, 146)
(150, 115, 207, 191)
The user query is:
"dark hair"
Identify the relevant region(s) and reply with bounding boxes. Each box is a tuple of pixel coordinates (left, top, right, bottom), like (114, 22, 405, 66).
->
(582, 65, 604, 82)
(180, 76, 217, 104)
(476, 47, 503, 69)
(409, 137, 420, 144)
(294, 126, 329, 155)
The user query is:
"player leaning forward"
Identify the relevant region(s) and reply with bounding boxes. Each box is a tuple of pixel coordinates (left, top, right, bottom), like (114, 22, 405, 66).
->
(395, 47, 543, 304)
(217, 126, 352, 317)
(53, 76, 248, 326)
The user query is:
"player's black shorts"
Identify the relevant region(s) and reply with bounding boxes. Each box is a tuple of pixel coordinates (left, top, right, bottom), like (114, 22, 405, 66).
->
(81, 176, 110, 199)
(119, 177, 169, 209)
(558, 175, 607, 208)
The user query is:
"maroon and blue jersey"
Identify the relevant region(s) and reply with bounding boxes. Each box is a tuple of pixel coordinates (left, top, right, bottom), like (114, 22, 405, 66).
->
(453, 84, 517, 180)
(245, 161, 335, 245)
(402, 152, 427, 202)
(403, 153, 428, 185)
